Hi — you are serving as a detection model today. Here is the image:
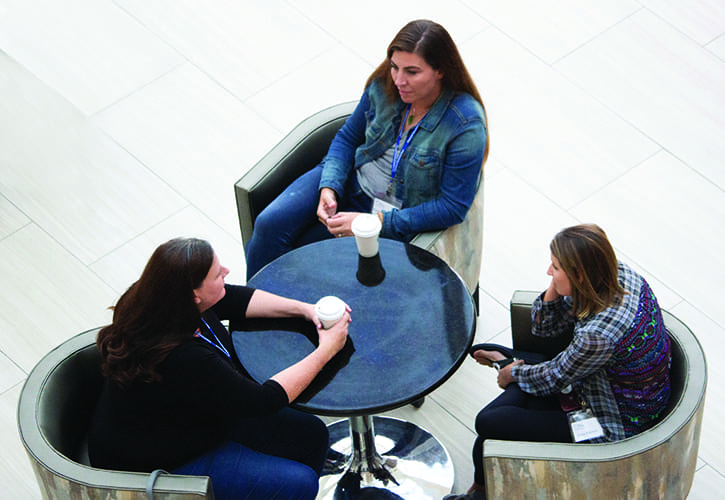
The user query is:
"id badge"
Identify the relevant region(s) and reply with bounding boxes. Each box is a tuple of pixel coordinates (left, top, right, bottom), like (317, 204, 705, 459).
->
(567, 409, 604, 442)
(372, 197, 400, 214)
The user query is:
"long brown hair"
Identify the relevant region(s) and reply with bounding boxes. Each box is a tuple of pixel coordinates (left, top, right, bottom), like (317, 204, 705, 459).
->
(550, 224, 627, 319)
(365, 19, 488, 160)
(97, 238, 214, 387)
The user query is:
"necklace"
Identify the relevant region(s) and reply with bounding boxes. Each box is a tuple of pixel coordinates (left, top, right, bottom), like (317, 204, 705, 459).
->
(407, 103, 432, 126)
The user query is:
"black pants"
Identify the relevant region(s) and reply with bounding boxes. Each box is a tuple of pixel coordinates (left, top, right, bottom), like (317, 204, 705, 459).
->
(472, 384, 571, 485)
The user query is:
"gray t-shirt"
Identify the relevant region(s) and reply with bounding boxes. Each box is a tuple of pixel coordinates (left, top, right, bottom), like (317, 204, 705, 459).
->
(356, 145, 402, 208)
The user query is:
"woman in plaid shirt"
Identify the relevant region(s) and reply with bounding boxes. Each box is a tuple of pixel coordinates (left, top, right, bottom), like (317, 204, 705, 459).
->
(450, 224, 671, 500)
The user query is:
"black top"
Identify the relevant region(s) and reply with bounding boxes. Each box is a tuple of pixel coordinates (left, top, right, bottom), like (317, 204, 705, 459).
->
(232, 238, 476, 416)
(88, 285, 289, 472)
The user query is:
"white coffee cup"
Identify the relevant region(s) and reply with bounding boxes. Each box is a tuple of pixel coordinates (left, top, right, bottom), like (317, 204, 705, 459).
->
(315, 296, 346, 329)
(351, 214, 382, 257)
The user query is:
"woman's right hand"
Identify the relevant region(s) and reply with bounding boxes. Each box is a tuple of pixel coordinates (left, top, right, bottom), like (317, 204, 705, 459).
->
(317, 188, 338, 224)
(543, 278, 561, 302)
(317, 311, 351, 356)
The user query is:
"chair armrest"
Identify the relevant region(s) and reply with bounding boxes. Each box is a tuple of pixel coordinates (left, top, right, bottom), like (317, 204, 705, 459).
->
(410, 172, 484, 295)
(235, 101, 357, 246)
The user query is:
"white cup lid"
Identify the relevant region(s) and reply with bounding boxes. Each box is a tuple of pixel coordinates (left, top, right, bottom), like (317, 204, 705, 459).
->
(351, 214, 381, 237)
(315, 296, 345, 320)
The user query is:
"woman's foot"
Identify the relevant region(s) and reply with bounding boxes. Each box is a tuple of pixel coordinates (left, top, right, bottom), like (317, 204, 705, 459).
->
(472, 349, 506, 367)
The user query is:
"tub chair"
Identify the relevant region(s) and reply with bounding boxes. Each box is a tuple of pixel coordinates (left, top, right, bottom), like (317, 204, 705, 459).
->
(17, 328, 214, 499)
(481, 291, 708, 499)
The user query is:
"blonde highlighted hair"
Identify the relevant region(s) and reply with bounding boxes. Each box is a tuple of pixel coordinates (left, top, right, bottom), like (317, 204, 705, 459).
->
(550, 224, 626, 319)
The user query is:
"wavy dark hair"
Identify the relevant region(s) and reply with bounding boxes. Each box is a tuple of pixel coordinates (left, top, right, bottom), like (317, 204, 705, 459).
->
(97, 238, 214, 388)
(550, 224, 627, 319)
(365, 19, 488, 162)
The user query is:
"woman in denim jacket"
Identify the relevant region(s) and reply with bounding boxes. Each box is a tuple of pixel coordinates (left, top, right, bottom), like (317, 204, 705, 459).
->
(245, 19, 488, 279)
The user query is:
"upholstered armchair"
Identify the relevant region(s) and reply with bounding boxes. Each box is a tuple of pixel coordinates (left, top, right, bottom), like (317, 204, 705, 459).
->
(481, 291, 708, 499)
(234, 101, 485, 311)
(17, 329, 214, 499)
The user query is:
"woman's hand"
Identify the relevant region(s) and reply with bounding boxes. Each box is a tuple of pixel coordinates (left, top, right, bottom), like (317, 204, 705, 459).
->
(497, 359, 524, 389)
(543, 278, 561, 302)
(325, 212, 364, 238)
(317, 188, 338, 224)
(317, 311, 351, 356)
(302, 301, 352, 330)
(271, 310, 351, 403)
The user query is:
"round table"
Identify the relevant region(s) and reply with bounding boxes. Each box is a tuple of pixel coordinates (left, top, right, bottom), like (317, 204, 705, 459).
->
(232, 238, 476, 499)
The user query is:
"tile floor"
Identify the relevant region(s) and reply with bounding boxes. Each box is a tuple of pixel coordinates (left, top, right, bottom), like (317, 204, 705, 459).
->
(1, 0, 723, 497)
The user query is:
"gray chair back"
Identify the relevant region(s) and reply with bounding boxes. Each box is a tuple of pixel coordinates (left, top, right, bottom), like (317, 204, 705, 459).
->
(18, 329, 214, 499)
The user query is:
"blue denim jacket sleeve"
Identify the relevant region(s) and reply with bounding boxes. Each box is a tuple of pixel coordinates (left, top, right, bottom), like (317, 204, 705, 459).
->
(386, 96, 485, 241)
(318, 88, 372, 197)
(320, 81, 487, 241)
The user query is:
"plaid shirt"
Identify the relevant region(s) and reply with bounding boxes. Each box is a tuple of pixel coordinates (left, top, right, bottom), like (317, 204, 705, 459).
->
(512, 261, 653, 442)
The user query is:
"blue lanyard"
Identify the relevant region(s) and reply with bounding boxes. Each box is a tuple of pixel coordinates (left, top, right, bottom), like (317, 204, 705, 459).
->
(196, 318, 231, 359)
(391, 104, 422, 183)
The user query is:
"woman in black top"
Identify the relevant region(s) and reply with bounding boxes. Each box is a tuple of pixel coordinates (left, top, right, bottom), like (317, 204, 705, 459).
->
(88, 238, 350, 500)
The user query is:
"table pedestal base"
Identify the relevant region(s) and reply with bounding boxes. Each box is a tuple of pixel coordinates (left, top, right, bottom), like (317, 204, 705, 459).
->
(317, 416, 454, 499)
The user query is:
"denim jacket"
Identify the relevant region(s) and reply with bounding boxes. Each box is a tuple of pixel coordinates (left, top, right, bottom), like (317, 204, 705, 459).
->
(319, 79, 487, 241)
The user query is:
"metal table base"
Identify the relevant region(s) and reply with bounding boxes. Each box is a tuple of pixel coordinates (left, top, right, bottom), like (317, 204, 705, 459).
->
(318, 416, 454, 499)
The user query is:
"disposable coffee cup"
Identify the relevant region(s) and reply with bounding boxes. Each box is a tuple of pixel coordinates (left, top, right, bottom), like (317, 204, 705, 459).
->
(351, 214, 382, 257)
(315, 296, 346, 329)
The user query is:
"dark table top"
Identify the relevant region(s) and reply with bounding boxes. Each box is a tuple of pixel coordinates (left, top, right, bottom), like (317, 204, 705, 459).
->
(232, 238, 476, 416)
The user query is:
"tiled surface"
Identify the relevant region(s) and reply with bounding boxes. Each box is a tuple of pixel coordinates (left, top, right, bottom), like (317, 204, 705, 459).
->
(1, 0, 722, 497)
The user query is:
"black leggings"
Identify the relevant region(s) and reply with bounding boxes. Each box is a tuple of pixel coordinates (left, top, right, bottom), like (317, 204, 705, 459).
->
(472, 384, 571, 485)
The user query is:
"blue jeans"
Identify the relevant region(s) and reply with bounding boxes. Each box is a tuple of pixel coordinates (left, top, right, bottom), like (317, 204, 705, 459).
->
(173, 408, 328, 500)
(244, 165, 373, 280)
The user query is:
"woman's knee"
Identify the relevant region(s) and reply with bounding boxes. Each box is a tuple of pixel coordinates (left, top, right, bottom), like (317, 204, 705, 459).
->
(284, 464, 320, 500)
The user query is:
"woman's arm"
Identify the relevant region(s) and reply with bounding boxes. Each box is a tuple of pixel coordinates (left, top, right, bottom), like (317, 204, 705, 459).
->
(382, 107, 486, 240)
(245, 289, 319, 326)
(246, 289, 352, 402)
(319, 88, 372, 197)
(270, 314, 350, 402)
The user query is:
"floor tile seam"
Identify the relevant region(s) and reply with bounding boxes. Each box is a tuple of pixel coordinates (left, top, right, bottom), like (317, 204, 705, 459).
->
(84, 203, 191, 268)
(639, 4, 725, 48)
(239, 44, 357, 135)
(547, 5, 645, 67)
(88, 59, 192, 118)
(0, 221, 33, 245)
(0, 377, 25, 400)
(280, 2, 381, 68)
(426, 392, 477, 435)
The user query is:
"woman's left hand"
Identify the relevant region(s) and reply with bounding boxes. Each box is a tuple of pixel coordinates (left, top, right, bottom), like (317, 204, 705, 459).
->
(497, 359, 524, 389)
(303, 301, 352, 330)
(325, 212, 363, 238)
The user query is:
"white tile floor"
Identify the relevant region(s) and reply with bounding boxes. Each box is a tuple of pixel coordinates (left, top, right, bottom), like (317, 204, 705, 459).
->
(1, 0, 723, 497)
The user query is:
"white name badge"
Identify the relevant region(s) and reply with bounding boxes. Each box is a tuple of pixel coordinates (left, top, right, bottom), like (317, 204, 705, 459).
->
(372, 197, 400, 214)
(567, 408, 605, 442)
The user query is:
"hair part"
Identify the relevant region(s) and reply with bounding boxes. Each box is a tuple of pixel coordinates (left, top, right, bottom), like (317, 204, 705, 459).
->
(366, 20, 484, 106)
(550, 224, 626, 319)
(97, 238, 215, 387)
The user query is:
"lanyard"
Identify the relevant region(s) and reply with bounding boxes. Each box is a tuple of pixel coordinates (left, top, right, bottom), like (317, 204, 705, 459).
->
(391, 104, 422, 183)
(196, 318, 231, 359)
